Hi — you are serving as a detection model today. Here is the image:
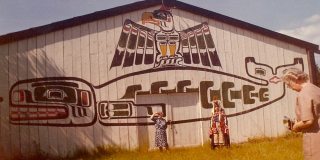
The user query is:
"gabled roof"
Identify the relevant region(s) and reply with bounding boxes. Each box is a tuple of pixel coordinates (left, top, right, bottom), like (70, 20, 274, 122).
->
(0, 0, 318, 50)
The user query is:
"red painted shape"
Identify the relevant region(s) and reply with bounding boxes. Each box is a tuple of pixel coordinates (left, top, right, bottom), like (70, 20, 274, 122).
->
(269, 76, 282, 84)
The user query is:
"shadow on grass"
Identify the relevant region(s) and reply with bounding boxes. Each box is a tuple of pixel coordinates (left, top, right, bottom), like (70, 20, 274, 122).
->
(14, 132, 303, 160)
(69, 145, 133, 160)
(248, 132, 302, 143)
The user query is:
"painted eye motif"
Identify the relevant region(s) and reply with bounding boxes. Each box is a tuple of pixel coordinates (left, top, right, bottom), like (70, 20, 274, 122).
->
(255, 68, 266, 76)
(157, 13, 165, 18)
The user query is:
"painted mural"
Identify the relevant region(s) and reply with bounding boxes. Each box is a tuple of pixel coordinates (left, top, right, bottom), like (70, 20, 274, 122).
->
(8, 5, 305, 128)
(110, 5, 221, 69)
(9, 57, 304, 126)
(1, 1, 318, 159)
(1, 3, 315, 159)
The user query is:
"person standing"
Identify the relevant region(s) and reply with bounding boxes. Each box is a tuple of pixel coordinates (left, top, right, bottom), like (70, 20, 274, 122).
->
(209, 96, 229, 149)
(150, 111, 169, 152)
(282, 68, 320, 160)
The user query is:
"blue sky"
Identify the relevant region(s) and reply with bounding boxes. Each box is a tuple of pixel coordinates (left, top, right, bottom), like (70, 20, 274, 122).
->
(1, 0, 319, 51)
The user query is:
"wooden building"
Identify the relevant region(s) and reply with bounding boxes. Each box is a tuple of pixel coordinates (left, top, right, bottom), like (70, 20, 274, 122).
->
(0, 0, 319, 158)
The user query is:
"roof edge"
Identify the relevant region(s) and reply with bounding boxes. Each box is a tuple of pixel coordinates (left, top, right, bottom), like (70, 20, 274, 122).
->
(0, 0, 162, 45)
(171, 0, 318, 51)
(0, 0, 318, 51)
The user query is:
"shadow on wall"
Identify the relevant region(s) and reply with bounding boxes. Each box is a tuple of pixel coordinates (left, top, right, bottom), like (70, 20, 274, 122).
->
(0, 25, 115, 159)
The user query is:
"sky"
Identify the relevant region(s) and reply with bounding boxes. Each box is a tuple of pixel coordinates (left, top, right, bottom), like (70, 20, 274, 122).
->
(1, 0, 320, 61)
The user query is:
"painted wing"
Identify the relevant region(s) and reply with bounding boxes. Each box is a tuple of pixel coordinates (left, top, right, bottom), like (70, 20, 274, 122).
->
(179, 22, 221, 67)
(110, 19, 156, 69)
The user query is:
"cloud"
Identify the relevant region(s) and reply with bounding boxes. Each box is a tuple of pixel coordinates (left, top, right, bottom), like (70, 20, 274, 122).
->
(303, 14, 320, 24)
(277, 14, 320, 49)
(277, 14, 320, 65)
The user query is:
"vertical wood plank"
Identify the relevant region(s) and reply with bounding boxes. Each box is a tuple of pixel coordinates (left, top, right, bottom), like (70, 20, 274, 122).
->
(130, 9, 143, 150)
(280, 42, 291, 123)
(147, 6, 159, 88)
(149, 95, 159, 150)
(253, 35, 268, 137)
(198, 14, 210, 145)
(121, 12, 132, 149)
(106, 16, 120, 146)
(178, 9, 189, 147)
(80, 23, 92, 151)
(199, 13, 209, 145)
(80, 22, 95, 150)
(145, 6, 161, 149)
(64, 26, 77, 157)
(72, 26, 82, 79)
(71, 25, 84, 152)
(54, 31, 64, 77)
(27, 37, 40, 157)
(223, 23, 238, 143)
(139, 7, 151, 93)
(104, 16, 114, 147)
(252, 31, 266, 139)
(192, 93, 201, 146)
(235, 27, 246, 142)
(140, 7, 154, 150)
(274, 39, 286, 136)
(189, 12, 198, 88)
(282, 43, 297, 120)
(63, 29, 73, 77)
(54, 30, 68, 158)
(17, 39, 30, 158)
(264, 36, 279, 137)
(36, 35, 50, 156)
(44, 32, 59, 157)
(0, 44, 11, 159)
(242, 29, 253, 140)
(272, 37, 285, 137)
(63, 28, 74, 157)
(204, 18, 214, 143)
(248, 32, 261, 138)
(97, 18, 108, 148)
(215, 21, 233, 143)
(148, 7, 161, 150)
(115, 14, 128, 147)
(288, 44, 304, 117)
(185, 13, 200, 145)
(170, 94, 181, 147)
(208, 19, 223, 144)
(89, 21, 103, 148)
(8, 42, 21, 158)
(228, 24, 240, 143)
(177, 10, 192, 88)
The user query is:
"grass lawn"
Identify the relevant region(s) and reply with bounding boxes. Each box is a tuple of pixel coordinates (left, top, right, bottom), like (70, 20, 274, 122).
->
(65, 133, 303, 160)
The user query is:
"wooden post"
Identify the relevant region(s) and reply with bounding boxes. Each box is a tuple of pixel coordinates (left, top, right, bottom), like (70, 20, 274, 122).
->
(307, 50, 317, 85)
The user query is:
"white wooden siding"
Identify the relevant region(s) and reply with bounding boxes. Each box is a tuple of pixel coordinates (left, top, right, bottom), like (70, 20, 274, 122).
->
(0, 6, 309, 158)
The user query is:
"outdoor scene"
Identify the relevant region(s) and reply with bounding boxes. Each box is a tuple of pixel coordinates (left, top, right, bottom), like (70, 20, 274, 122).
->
(1, 0, 320, 160)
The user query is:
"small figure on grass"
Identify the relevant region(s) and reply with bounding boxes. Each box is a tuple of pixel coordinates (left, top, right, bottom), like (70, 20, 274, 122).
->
(209, 96, 230, 149)
(150, 111, 169, 152)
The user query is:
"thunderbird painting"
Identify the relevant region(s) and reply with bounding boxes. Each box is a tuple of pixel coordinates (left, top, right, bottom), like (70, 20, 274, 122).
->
(110, 5, 221, 69)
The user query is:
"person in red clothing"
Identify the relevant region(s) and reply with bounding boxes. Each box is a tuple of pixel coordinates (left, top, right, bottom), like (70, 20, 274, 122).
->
(209, 96, 229, 149)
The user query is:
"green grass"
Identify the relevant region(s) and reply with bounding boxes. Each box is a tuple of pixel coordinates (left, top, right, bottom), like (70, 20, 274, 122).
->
(30, 133, 304, 160)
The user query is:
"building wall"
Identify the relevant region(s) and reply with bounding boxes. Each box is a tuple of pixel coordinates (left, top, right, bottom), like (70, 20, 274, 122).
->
(0, 5, 309, 158)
